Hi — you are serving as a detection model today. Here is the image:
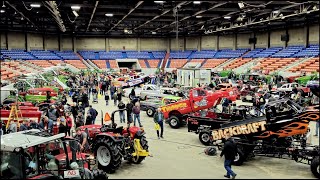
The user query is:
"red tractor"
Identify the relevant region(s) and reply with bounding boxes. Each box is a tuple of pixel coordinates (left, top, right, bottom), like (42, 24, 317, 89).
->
(77, 109, 150, 173)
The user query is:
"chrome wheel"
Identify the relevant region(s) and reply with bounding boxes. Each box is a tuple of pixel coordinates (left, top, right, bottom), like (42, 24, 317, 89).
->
(97, 146, 111, 166)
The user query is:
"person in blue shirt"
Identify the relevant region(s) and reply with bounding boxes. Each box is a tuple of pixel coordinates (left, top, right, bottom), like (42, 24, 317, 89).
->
(153, 108, 164, 139)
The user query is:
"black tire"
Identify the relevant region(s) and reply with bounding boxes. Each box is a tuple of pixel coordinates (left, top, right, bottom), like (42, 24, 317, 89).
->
(199, 132, 211, 146)
(129, 94, 133, 100)
(94, 137, 122, 174)
(311, 156, 320, 178)
(129, 135, 149, 164)
(92, 169, 109, 179)
(233, 148, 245, 166)
(168, 116, 180, 129)
(146, 108, 155, 117)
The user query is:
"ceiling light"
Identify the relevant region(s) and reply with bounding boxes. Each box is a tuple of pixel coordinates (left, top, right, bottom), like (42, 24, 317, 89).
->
(193, 1, 201, 4)
(0, 9, 5, 13)
(2, 2, 5, 8)
(30, 4, 41, 8)
(154, 1, 164, 4)
(200, 25, 205, 30)
(273, 10, 279, 14)
(21, 17, 24, 20)
(152, 32, 157, 34)
(36, 11, 39, 14)
(105, 13, 113, 17)
(196, 15, 202, 18)
(72, 10, 79, 17)
(124, 29, 128, 33)
(313, 6, 318, 10)
(238, 2, 245, 9)
(224, 16, 231, 19)
(71, 5, 81, 10)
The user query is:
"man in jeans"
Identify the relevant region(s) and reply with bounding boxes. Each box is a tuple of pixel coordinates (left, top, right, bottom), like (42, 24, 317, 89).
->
(88, 105, 98, 125)
(220, 134, 237, 179)
(118, 101, 126, 123)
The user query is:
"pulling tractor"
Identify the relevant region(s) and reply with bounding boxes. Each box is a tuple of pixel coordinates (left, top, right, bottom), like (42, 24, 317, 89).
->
(1, 129, 108, 179)
(77, 109, 150, 173)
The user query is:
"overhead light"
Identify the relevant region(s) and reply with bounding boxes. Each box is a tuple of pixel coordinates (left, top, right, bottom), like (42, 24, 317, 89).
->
(273, 10, 279, 14)
(105, 13, 113, 17)
(71, 5, 81, 10)
(2, 2, 5, 8)
(154, 1, 164, 4)
(36, 11, 39, 14)
(124, 29, 128, 33)
(200, 25, 205, 30)
(72, 10, 79, 17)
(21, 17, 24, 20)
(313, 6, 318, 10)
(238, 2, 245, 9)
(224, 16, 231, 19)
(152, 32, 157, 34)
(30, 4, 41, 8)
(193, 1, 201, 4)
(0, 9, 5, 13)
(196, 15, 202, 18)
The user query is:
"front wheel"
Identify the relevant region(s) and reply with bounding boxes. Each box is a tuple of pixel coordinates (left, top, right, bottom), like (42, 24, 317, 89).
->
(199, 132, 212, 146)
(311, 156, 320, 178)
(146, 108, 155, 117)
(168, 116, 180, 129)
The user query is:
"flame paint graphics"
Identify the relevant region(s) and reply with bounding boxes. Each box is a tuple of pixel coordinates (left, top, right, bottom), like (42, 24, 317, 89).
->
(255, 121, 309, 138)
(297, 111, 319, 121)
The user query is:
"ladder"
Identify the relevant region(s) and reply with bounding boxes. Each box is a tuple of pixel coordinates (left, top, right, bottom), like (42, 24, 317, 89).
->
(6, 104, 23, 129)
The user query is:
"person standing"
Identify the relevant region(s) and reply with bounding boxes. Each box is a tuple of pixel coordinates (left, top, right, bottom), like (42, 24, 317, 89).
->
(65, 113, 73, 136)
(118, 101, 126, 123)
(105, 91, 110, 106)
(153, 108, 164, 139)
(113, 92, 118, 106)
(117, 89, 122, 102)
(220, 134, 237, 179)
(110, 85, 115, 100)
(88, 105, 98, 125)
(58, 116, 68, 136)
(132, 102, 142, 127)
(126, 100, 134, 127)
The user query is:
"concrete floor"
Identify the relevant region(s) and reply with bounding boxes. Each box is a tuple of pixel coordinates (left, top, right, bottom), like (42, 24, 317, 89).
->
(83, 95, 319, 179)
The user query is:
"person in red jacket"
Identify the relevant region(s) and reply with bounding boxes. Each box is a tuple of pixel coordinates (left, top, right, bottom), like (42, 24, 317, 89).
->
(65, 113, 73, 136)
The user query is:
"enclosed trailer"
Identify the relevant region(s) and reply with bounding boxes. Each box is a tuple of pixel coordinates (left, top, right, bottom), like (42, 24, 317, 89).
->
(176, 68, 211, 87)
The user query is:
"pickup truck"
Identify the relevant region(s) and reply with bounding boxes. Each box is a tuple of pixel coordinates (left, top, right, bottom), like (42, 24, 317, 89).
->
(161, 87, 235, 129)
(276, 82, 310, 96)
(140, 96, 181, 117)
(124, 84, 158, 99)
(124, 84, 178, 100)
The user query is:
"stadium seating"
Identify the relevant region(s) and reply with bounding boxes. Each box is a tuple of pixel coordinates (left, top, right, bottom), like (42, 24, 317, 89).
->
(152, 51, 166, 59)
(92, 60, 107, 69)
(293, 45, 320, 57)
(48, 60, 64, 66)
(288, 57, 319, 73)
(28, 60, 54, 68)
(127, 51, 150, 59)
(214, 49, 249, 59)
(224, 58, 252, 70)
(201, 59, 227, 68)
(147, 59, 161, 68)
(53, 50, 80, 60)
(30, 50, 61, 60)
(169, 51, 192, 59)
(242, 48, 265, 58)
(78, 51, 98, 60)
(1, 50, 35, 60)
(167, 59, 188, 68)
(251, 47, 283, 58)
(138, 60, 148, 68)
(271, 46, 303, 58)
(252, 58, 299, 72)
(190, 50, 217, 59)
(64, 60, 87, 69)
(99, 51, 123, 59)
(108, 60, 119, 68)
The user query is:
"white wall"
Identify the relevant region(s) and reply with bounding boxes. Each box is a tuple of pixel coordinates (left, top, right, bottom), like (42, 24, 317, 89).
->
(288, 27, 305, 45)
(0, 33, 6, 49)
(28, 33, 43, 50)
(7, 32, 25, 50)
(62, 36, 73, 50)
(109, 38, 137, 51)
(219, 35, 234, 49)
(186, 37, 199, 50)
(309, 24, 320, 44)
(255, 32, 268, 48)
(270, 29, 286, 47)
(237, 33, 251, 48)
(201, 35, 216, 50)
(140, 38, 167, 51)
(45, 35, 59, 50)
(77, 37, 105, 50)
(170, 38, 184, 51)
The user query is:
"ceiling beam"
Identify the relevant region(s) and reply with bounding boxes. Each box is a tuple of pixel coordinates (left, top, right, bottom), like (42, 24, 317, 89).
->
(43, 1, 66, 32)
(106, 1, 143, 34)
(5, 1, 39, 29)
(86, 1, 99, 32)
(134, 1, 189, 30)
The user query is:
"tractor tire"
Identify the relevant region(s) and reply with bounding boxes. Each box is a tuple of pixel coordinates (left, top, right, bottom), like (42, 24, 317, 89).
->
(94, 138, 122, 174)
(233, 148, 245, 166)
(199, 132, 211, 146)
(168, 116, 180, 129)
(129, 135, 149, 164)
(92, 169, 109, 179)
(146, 108, 155, 117)
(311, 156, 320, 178)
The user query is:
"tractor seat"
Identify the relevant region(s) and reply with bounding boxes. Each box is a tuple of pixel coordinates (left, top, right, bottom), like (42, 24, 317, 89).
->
(113, 126, 124, 134)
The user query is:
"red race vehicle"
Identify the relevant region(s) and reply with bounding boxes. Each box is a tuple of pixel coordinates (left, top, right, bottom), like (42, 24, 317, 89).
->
(19, 87, 58, 96)
(161, 88, 237, 129)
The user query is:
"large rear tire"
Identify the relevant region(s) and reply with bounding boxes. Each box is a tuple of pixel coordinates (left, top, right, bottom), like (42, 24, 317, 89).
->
(168, 116, 180, 129)
(233, 148, 245, 166)
(91, 169, 109, 179)
(199, 132, 211, 146)
(130, 135, 149, 164)
(94, 138, 122, 174)
(311, 156, 320, 178)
